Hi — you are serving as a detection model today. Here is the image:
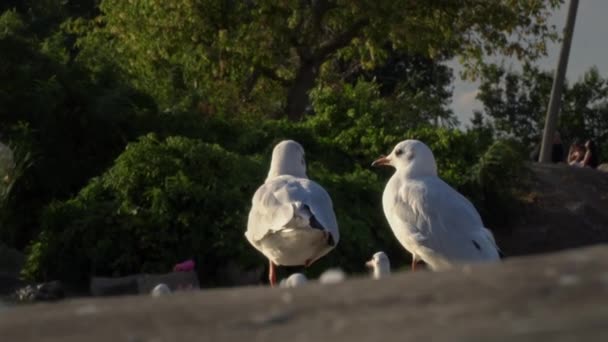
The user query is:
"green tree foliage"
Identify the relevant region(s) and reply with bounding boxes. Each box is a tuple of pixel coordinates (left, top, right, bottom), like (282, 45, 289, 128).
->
(476, 64, 553, 147)
(78, 0, 561, 119)
(467, 139, 527, 227)
(0, 9, 156, 248)
(22, 105, 524, 288)
(1, 1, 559, 287)
(562, 68, 608, 157)
(0, 123, 34, 210)
(477, 65, 608, 160)
(337, 49, 458, 127)
(467, 111, 496, 150)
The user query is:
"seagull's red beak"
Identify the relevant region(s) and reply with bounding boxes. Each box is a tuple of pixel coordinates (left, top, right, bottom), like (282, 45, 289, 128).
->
(371, 155, 391, 167)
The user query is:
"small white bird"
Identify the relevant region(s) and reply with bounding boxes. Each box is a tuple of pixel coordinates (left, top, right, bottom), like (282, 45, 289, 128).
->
(372, 140, 501, 271)
(150, 283, 171, 297)
(318, 268, 346, 284)
(365, 251, 391, 279)
(246, 140, 340, 287)
(279, 273, 309, 288)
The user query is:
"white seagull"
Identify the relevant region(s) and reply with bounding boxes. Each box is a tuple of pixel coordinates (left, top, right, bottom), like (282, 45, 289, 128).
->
(372, 140, 501, 271)
(246, 140, 339, 286)
(150, 283, 171, 297)
(365, 251, 391, 279)
(279, 273, 308, 288)
(318, 268, 346, 284)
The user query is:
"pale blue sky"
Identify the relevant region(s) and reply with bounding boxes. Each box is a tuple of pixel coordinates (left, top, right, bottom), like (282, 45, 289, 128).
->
(449, 0, 608, 127)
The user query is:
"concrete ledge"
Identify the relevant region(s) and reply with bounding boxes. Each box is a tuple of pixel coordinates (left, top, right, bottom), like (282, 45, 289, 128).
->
(2, 244, 608, 341)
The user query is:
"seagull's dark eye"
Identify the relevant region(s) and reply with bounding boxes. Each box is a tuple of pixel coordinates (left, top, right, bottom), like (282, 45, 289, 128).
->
(395, 149, 404, 156)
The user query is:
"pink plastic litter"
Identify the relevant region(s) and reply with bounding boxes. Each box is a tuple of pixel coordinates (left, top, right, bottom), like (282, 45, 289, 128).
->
(173, 259, 195, 272)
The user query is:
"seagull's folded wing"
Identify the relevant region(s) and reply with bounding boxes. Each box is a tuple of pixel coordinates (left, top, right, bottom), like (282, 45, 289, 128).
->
(246, 177, 339, 244)
(246, 180, 295, 242)
(391, 177, 493, 261)
(297, 178, 340, 244)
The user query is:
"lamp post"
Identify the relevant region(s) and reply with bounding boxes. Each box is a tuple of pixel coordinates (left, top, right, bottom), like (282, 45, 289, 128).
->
(539, 0, 579, 163)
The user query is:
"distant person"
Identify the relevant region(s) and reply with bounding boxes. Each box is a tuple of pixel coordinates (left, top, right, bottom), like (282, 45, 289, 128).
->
(530, 131, 564, 163)
(582, 139, 599, 168)
(551, 132, 564, 163)
(568, 141, 585, 167)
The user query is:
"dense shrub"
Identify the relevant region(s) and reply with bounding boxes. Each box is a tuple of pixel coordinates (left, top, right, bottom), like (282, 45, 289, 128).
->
(22, 122, 528, 287)
(0, 1, 549, 290)
(21, 130, 401, 285)
(11, 59, 528, 287)
(308, 166, 405, 274)
(308, 81, 396, 162)
(465, 139, 528, 228)
(0, 10, 159, 249)
(22, 135, 265, 286)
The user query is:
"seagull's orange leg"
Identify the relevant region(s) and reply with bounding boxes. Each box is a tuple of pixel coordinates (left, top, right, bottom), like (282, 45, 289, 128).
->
(269, 260, 277, 287)
(411, 256, 417, 271)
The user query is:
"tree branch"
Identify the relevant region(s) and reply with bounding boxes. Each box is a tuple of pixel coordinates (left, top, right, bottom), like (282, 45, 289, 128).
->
(311, 0, 336, 35)
(288, 0, 338, 61)
(314, 17, 370, 61)
(258, 66, 291, 86)
(244, 65, 292, 96)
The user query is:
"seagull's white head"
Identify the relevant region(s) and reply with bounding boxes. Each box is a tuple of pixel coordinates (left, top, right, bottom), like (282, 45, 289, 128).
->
(371, 139, 437, 177)
(365, 251, 391, 279)
(267, 140, 307, 180)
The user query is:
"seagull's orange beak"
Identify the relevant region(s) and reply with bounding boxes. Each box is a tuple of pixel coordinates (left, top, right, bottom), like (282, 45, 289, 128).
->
(371, 155, 391, 167)
(365, 259, 374, 268)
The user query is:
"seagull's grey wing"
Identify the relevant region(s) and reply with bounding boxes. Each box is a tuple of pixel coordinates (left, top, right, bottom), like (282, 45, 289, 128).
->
(393, 178, 498, 261)
(298, 179, 339, 244)
(246, 180, 294, 242)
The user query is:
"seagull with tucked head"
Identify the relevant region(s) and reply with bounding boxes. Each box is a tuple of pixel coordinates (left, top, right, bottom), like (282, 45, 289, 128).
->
(246, 140, 339, 286)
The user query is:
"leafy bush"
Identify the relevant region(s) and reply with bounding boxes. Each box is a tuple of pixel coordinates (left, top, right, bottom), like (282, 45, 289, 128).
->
(307, 166, 405, 274)
(465, 139, 528, 228)
(0, 11, 157, 249)
(23, 134, 265, 286)
(474, 140, 526, 190)
(308, 81, 396, 162)
(12, 62, 527, 286)
(0, 122, 35, 245)
(1, 1, 552, 289)
(16, 69, 526, 287)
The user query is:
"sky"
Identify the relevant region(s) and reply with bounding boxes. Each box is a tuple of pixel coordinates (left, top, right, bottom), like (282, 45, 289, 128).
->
(449, 0, 608, 127)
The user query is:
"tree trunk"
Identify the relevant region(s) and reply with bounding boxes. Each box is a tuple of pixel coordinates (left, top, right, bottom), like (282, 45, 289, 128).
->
(286, 61, 318, 121)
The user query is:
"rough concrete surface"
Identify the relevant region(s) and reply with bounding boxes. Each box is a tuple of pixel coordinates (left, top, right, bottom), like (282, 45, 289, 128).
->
(496, 163, 608, 256)
(2, 245, 608, 342)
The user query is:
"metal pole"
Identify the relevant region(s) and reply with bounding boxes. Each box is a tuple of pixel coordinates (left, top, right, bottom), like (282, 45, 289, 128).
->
(539, 0, 579, 163)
